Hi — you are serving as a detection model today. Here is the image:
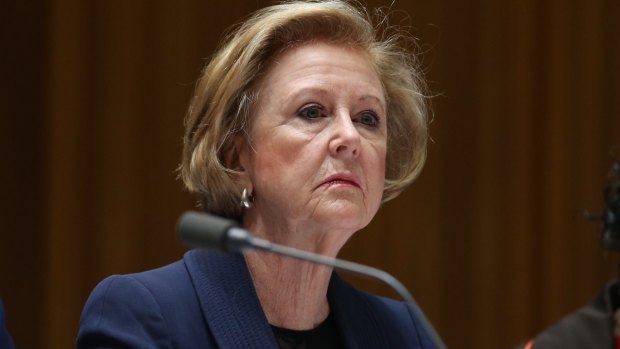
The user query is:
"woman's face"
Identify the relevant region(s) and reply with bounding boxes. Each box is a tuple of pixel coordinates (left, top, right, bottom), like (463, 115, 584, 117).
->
(237, 41, 387, 235)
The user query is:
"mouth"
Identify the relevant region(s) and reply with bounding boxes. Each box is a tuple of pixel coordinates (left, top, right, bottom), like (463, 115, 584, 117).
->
(319, 173, 361, 189)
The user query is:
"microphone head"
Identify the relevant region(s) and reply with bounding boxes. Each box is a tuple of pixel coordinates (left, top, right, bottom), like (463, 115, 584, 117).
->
(177, 211, 240, 251)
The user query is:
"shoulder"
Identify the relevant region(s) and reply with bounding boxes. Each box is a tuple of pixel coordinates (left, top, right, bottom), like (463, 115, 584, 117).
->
(78, 255, 211, 348)
(525, 282, 615, 349)
(84, 259, 198, 320)
(77, 273, 174, 348)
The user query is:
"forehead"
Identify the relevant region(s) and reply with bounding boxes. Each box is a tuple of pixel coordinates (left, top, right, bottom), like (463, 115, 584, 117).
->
(257, 41, 385, 103)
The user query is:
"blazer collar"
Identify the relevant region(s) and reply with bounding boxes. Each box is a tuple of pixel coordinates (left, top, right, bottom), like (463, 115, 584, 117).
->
(184, 249, 279, 349)
(328, 274, 391, 348)
(184, 248, 391, 349)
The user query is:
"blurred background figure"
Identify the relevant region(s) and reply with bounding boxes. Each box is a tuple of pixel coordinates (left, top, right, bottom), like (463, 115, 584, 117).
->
(0, 297, 15, 349)
(519, 159, 620, 348)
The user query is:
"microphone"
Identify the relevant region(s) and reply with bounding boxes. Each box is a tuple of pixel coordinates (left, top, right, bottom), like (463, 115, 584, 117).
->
(177, 211, 446, 349)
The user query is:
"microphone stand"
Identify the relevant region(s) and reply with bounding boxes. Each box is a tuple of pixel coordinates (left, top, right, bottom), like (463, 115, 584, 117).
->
(179, 211, 447, 349)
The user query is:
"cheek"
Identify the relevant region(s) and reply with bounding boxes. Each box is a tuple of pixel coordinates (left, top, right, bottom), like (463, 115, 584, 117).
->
(367, 147, 387, 198)
(370, 145, 387, 179)
(249, 133, 314, 185)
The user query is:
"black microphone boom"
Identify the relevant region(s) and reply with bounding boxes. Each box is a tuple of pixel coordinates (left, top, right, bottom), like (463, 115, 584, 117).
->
(177, 211, 446, 349)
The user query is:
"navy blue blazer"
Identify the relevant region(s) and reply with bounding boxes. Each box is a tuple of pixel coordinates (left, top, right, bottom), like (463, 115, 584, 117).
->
(78, 249, 436, 348)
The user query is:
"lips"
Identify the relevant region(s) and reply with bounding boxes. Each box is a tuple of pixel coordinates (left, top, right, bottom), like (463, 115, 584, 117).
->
(319, 173, 361, 189)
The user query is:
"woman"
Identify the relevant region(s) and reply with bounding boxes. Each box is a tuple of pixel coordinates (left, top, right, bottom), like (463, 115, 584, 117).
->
(78, 1, 433, 348)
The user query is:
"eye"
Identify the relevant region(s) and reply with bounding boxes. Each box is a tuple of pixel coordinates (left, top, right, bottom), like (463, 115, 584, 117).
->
(358, 111, 380, 127)
(297, 104, 324, 119)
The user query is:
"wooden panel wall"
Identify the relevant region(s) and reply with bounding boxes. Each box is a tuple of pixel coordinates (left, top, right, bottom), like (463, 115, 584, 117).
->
(2, 0, 619, 348)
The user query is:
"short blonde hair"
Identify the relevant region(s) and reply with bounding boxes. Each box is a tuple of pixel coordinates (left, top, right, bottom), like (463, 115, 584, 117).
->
(181, 0, 429, 221)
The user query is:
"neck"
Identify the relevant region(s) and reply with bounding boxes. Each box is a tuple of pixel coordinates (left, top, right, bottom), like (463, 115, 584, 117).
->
(242, 212, 351, 330)
(245, 252, 332, 329)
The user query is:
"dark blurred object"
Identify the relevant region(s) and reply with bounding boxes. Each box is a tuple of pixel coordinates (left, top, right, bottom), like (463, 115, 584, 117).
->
(515, 281, 617, 349)
(515, 155, 620, 349)
(602, 159, 620, 251)
(0, 297, 15, 349)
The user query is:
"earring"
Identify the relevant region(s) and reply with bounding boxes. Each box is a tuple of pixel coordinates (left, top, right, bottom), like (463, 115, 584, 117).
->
(240, 187, 254, 209)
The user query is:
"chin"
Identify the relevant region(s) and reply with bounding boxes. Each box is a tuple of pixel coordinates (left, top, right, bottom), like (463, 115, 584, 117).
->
(315, 207, 373, 232)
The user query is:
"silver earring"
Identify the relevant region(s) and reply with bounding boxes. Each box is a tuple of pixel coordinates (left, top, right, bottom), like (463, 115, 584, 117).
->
(240, 188, 253, 209)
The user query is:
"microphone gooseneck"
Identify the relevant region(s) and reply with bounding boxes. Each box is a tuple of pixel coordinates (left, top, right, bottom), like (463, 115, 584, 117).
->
(177, 211, 446, 349)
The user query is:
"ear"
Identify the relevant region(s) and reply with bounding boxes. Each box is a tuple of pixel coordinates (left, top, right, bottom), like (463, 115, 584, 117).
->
(228, 133, 252, 186)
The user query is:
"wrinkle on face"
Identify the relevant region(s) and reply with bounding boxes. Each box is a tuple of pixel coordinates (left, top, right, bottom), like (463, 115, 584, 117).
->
(239, 41, 387, 250)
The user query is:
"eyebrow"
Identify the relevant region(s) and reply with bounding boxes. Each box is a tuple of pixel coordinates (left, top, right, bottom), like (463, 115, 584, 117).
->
(287, 88, 386, 110)
(357, 94, 386, 111)
(286, 87, 330, 100)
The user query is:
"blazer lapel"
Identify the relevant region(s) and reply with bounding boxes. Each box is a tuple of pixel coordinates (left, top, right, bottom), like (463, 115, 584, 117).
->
(184, 249, 279, 349)
(328, 274, 391, 349)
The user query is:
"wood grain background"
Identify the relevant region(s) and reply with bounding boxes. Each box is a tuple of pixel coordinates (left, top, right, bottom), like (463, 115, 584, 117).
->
(2, 0, 619, 347)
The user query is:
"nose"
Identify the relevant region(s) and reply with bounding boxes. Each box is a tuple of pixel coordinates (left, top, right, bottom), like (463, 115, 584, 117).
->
(328, 112, 361, 159)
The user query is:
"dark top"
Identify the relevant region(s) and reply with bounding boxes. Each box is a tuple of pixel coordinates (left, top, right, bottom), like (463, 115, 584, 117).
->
(271, 311, 343, 349)
(78, 248, 437, 348)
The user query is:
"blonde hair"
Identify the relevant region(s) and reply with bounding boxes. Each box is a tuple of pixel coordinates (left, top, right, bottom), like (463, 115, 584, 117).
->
(181, 0, 429, 221)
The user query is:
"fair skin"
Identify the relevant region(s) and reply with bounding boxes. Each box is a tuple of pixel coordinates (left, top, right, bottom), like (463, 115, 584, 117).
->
(234, 41, 387, 330)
